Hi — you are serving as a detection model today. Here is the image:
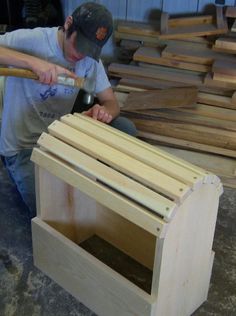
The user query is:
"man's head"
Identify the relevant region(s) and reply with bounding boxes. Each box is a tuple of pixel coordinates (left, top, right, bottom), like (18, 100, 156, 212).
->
(65, 2, 113, 61)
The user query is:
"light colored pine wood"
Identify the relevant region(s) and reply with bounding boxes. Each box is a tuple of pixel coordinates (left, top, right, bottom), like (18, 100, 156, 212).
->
(69, 114, 207, 186)
(48, 120, 190, 202)
(31, 148, 165, 236)
(153, 184, 219, 315)
(32, 218, 155, 316)
(37, 132, 176, 220)
(31, 113, 222, 316)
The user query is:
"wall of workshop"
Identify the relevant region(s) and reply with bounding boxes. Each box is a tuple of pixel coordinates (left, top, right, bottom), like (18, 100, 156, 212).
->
(60, 0, 236, 58)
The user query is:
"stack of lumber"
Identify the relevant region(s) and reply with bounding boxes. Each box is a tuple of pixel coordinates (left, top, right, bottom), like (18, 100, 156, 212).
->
(109, 5, 236, 188)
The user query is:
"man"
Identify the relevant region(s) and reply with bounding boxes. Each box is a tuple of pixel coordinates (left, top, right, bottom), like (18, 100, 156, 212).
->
(0, 2, 137, 217)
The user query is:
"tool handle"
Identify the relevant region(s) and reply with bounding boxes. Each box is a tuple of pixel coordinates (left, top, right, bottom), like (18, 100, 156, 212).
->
(0, 67, 38, 80)
(0, 67, 85, 88)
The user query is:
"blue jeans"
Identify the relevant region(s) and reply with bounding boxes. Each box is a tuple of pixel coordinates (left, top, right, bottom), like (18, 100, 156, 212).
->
(2, 116, 137, 218)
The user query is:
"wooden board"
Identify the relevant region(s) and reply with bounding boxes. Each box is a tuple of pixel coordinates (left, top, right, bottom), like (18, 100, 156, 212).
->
(214, 35, 236, 51)
(128, 118, 236, 150)
(162, 41, 236, 65)
(197, 92, 236, 110)
(212, 60, 236, 76)
(158, 8, 227, 39)
(122, 87, 198, 110)
(109, 63, 204, 86)
(138, 131, 236, 158)
(155, 145, 236, 189)
(122, 108, 236, 132)
(133, 46, 210, 72)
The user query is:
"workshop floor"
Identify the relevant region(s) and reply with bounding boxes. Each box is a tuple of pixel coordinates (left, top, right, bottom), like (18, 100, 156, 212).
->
(0, 159, 236, 316)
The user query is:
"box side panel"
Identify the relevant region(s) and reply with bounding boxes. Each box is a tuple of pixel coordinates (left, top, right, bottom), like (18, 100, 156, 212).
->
(152, 184, 219, 316)
(32, 218, 154, 316)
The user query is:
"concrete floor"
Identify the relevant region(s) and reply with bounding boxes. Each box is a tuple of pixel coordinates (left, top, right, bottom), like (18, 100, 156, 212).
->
(0, 159, 236, 316)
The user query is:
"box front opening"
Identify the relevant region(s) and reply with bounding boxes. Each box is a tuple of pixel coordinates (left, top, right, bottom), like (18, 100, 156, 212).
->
(37, 170, 156, 294)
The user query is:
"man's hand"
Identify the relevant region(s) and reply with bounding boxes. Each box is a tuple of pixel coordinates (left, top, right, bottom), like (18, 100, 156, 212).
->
(31, 60, 76, 85)
(83, 104, 113, 123)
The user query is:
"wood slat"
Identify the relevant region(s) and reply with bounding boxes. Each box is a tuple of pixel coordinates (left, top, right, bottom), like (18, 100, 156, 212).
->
(138, 131, 236, 159)
(158, 19, 227, 39)
(61, 114, 205, 189)
(31, 149, 165, 235)
(162, 41, 236, 65)
(108, 63, 204, 86)
(174, 103, 236, 122)
(133, 47, 210, 72)
(122, 87, 198, 110)
(48, 120, 190, 203)
(122, 108, 236, 132)
(212, 60, 236, 76)
(129, 118, 236, 150)
(197, 92, 236, 110)
(37, 133, 177, 221)
(72, 114, 208, 176)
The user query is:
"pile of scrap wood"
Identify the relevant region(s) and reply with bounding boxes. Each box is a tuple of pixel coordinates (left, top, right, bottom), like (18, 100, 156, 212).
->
(109, 5, 236, 188)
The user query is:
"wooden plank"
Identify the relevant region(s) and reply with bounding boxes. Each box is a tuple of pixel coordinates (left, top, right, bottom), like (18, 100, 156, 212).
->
(37, 133, 177, 220)
(138, 131, 236, 158)
(213, 72, 236, 84)
(174, 103, 236, 122)
(32, 218, 155, 316)
(158, 18, 227, 39)
(212, 60, 236, 76)
(118, 77, 190, 90)
(116, 78, 233, 96)
(108, 63, 204, 86)
(215, 35, 236, 51)
(204, 72, 236, 90)
(197, 92, 236, 110)
(155, 145, 236, 189)
(31, 149, 165, 235)
(129, 118, 236, 150)
(122, 87, 198, 110)
(73, 114, 209, 178)
(133, 47, 210, 72)
(162, 41, 236, 65)
(122, 108, 236, 132)
(48, 120, 191, 202)
(62, 114, 206, 188)
(212, 44, 236, 54)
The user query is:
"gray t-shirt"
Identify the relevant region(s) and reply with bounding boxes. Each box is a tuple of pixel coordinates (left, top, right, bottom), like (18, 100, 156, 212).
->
(0, 27, 111, 156)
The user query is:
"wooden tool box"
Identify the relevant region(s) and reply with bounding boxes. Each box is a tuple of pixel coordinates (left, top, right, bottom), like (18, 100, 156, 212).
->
(31, 113, 222, 316)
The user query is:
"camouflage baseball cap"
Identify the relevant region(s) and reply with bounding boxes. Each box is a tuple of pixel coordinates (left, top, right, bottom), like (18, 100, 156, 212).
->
(72, 2, 113, 61)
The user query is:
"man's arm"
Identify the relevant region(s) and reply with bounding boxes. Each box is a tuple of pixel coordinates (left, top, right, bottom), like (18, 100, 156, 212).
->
(83, 87, 120, 123)
(0, 46, 76, 84)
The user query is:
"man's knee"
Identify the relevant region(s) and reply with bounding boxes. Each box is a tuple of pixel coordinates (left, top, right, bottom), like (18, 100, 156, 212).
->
(110, 116, 137, 137)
